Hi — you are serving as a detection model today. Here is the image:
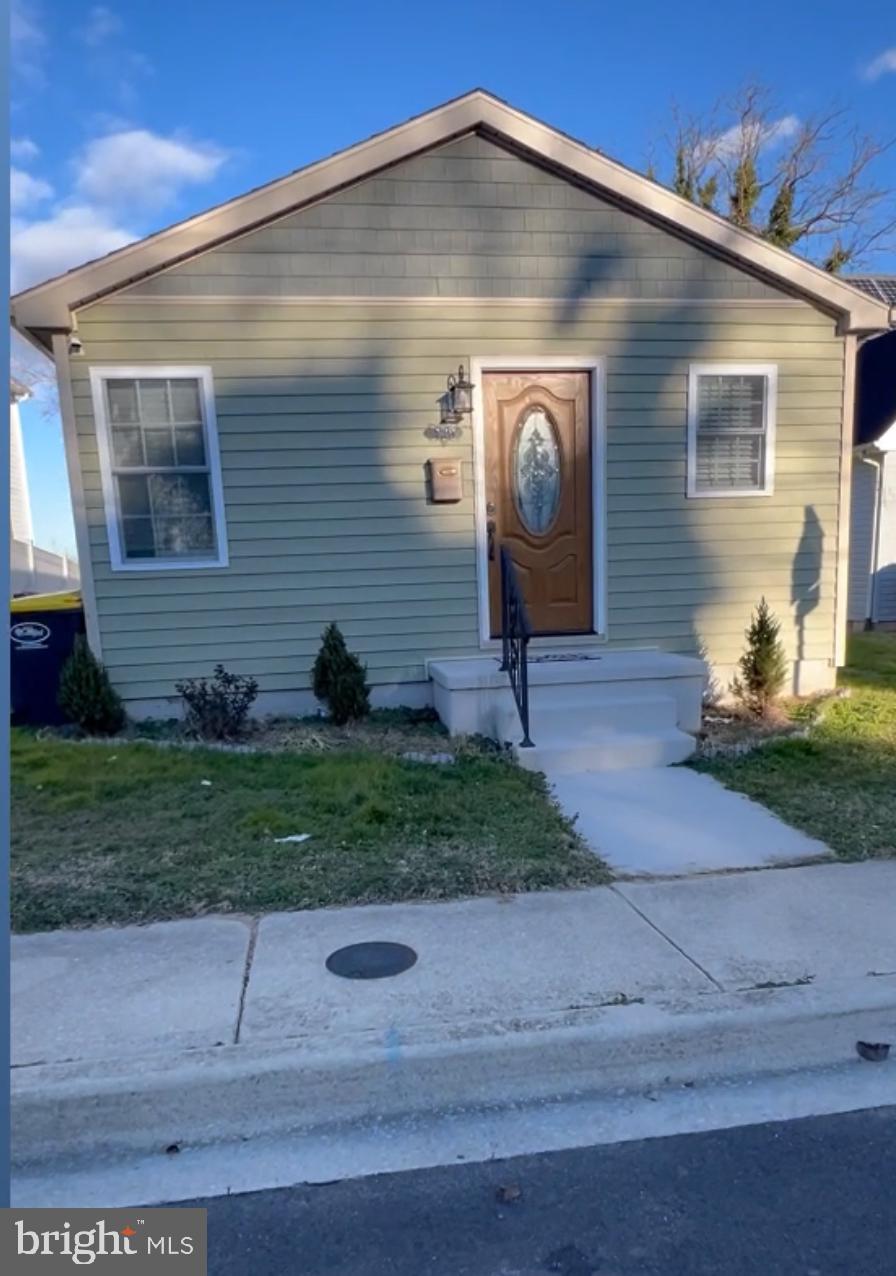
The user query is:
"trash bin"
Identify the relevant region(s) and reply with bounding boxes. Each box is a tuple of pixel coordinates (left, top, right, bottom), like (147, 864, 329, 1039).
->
(10, 590, 86, 726)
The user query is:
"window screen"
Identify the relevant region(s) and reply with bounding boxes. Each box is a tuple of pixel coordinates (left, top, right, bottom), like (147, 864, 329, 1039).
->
(102, 376, 221, 561)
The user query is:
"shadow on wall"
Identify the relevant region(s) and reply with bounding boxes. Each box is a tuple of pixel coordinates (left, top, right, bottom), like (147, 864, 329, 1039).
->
(213, 344, 482, 703)
(165, 176, 828, 708)
(793, 505, 823, 664)
(552, 245, 724, 683)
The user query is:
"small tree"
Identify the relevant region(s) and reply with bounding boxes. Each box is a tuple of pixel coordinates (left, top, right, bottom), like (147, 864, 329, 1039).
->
(312, 623, 370, 725)
(730, 154, 761, 227)
(58, 636, 126, 735)
(732, 598, 788, 716)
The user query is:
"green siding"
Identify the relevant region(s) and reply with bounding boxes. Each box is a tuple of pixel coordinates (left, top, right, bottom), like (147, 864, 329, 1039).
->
(124, 135, 783, 301)
(71, 135, 845, 705)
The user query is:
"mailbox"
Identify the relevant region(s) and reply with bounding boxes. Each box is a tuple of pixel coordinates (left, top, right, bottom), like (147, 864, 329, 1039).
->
(428, 457, 463, 503)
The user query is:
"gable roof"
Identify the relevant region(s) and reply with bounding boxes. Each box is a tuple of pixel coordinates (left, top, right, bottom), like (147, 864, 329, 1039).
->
(855, 329, 896, 449)
(11, 89, 893, 349)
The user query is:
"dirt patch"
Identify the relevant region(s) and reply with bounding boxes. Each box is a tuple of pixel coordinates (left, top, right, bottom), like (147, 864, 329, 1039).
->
(695, 695, 840, 759)
(39, 707, 498, 761)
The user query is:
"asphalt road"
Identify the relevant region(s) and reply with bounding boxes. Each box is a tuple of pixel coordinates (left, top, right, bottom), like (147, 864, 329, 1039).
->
(187, 1107, 895, 1275)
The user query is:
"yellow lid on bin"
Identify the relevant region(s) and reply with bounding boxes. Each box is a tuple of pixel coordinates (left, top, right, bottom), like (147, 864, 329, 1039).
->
(11, 590, 83, 613)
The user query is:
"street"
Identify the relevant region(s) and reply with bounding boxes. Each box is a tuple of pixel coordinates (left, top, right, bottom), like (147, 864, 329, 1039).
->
(186, 1106, 895, 1274)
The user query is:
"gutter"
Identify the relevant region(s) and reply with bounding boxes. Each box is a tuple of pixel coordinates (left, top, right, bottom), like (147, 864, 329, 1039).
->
(858, 450, 884, 626)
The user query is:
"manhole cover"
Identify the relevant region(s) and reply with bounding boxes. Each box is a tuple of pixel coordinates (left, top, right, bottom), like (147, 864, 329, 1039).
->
(325, 941, 418, 980)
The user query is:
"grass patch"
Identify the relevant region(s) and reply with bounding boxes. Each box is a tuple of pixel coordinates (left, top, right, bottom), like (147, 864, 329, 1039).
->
(694, 632, 896, 861)
(841, 630, 896, 686)
(10, 730, 608, 932)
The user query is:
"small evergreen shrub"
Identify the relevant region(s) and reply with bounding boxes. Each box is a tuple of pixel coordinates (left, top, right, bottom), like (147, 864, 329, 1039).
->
(731, 597, 788, 716)
(57, 636, 126, 735)
(176, 664, 259, 740)
(696, 637, 723, 708)
(311, 622, 370, 725)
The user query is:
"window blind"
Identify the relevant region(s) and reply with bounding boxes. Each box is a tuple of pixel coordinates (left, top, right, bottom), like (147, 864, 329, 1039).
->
(693, 373, 769, 494)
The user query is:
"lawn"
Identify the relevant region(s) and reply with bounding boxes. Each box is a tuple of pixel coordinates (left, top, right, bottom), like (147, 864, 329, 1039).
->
(10, 726, 608, 932)
(694, 632, 896, 861)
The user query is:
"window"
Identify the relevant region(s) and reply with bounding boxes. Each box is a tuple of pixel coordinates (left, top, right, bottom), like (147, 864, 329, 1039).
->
(687, 364, 777, 498)
(90, 367, 228, 570)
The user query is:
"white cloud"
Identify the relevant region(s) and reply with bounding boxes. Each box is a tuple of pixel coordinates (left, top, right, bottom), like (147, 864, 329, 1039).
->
(80, 4, 122, 45)
(11, 167, 54, 211)
(763, 115, 801, 146)
(863, 47, 896, 80)
(11, 119, 228, 293)
(74, 129, 227, 211)
(11, 0, 43, 51)
(11, 205, 136, 291)
(713, 114, 800, 162)
(11, 0, 46, 83)
(11, 136, 40, 162)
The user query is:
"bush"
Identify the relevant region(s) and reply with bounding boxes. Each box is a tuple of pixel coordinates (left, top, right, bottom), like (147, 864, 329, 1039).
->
(732, 597, 788, 716)
(58, 636, 126, 735)
(311, 622, 370, 725)
(176, 664, 259, 740)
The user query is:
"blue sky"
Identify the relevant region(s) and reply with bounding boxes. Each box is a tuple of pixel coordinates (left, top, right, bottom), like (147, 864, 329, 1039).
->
(11, 0, 896, 558)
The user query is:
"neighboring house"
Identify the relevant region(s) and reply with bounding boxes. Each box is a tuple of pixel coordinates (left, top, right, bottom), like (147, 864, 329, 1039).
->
(10, 379, 34, 545)
(846, 306, 896, 629)
(9, 91, 894, 752)
(9, 379, 80, 596)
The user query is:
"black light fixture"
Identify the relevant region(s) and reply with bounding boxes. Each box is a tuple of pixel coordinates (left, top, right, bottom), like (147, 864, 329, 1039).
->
(441, 364, 474, 424)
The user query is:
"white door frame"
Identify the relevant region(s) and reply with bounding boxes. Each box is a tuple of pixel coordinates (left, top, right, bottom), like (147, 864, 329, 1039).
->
(470, 355, 608, 648)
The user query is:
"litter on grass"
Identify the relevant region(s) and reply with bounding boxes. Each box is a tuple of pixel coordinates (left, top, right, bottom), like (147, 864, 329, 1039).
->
(273, 833, 312, 844)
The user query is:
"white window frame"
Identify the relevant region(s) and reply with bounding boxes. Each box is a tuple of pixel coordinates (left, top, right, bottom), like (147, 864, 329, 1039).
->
(687, 362, 778, 499)
(89, 365, 229, 571)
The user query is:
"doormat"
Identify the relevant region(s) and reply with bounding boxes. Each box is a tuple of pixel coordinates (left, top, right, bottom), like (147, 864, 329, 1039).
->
(529, 652, 602, 663)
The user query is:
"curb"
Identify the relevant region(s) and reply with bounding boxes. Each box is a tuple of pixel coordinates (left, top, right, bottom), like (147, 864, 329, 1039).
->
(13, 976, 896, 1176)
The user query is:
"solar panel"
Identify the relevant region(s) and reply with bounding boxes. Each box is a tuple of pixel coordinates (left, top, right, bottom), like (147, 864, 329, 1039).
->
(847, 277, 896, 304)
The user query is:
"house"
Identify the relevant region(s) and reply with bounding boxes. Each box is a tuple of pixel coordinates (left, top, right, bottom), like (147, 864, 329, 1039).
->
(9, 378, 80, 596)
(10, 379, 34, 547)
(846, 304, 896, 630)
(10, 91, 893, 763)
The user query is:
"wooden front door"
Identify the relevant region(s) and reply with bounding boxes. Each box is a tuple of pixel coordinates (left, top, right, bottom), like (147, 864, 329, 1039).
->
(484, 370, 593, 637)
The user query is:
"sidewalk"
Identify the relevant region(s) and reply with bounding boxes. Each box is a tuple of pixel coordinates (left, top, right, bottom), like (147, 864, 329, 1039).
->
(12, 860, 896, 1204)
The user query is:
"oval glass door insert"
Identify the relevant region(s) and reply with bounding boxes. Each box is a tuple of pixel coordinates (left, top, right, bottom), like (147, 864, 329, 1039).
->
(513, 408, 561, 535)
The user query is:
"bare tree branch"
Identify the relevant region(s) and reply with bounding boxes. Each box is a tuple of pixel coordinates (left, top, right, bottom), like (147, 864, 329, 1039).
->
(11, 332, 59, 420)
(652, 81, 896, 271)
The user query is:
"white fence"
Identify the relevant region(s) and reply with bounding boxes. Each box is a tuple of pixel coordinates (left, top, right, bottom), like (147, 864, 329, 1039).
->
(11, 538, 80, 596)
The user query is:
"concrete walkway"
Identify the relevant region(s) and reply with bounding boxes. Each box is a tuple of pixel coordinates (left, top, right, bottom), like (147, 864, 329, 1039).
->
(548, 766, 832, 875)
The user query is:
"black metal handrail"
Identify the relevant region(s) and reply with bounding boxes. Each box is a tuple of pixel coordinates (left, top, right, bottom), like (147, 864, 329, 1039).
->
(499, 546, 534, 747)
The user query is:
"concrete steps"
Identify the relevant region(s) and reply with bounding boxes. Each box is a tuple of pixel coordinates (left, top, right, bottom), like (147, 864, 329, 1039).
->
(428, 650, 704, 774)
(511, 702, 696, 773)
(497, 693, 679, 741)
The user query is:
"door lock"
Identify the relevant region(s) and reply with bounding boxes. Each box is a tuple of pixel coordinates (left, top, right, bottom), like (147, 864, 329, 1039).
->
(486, 519, 496, 561)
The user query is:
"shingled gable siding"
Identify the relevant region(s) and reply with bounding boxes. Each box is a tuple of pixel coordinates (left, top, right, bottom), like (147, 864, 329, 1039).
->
(71, 135, 844, 708)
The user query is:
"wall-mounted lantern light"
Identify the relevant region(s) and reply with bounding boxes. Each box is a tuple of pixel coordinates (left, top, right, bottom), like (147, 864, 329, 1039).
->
(440, 364, 474, 424)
